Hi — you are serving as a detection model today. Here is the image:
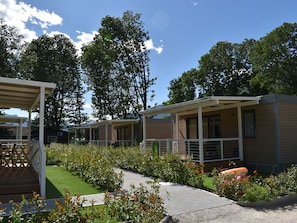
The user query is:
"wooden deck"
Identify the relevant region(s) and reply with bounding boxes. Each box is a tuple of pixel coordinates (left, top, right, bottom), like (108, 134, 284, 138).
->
(0, 166, 39, 203)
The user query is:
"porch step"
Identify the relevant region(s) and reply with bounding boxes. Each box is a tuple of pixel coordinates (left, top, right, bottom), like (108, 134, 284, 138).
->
(0, 184, 40, 203)
(0, 166, 39, 203)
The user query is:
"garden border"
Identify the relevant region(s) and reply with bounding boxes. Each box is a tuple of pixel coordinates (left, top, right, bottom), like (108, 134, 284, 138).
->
(237, 194, 297, 208)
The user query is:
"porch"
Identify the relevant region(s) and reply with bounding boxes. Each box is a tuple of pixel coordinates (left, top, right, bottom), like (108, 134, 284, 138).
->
(141, 96, 261, 167)
(0, 140, 42, 203)
(0, 77, 56, 203)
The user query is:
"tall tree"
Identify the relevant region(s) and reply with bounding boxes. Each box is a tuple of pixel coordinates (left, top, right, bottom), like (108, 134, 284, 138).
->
(19, 34, 81, 129)
(166, 68, 198, 105)
(81, 11, 155, 120)
(197, 40, 257, 97)
(66, 71, 88, 127)
(0, 19, 23, 78)
(250, 22, 297, 95)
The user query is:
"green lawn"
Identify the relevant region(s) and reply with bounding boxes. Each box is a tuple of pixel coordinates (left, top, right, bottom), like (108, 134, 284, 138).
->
(203, 176, 215, 190)
(46, 165, 103, 199)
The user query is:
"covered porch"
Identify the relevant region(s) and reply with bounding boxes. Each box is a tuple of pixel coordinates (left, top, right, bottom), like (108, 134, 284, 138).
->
(0, 77, 56, 202)
(69, 119, 140, 147)
(141, 96, 261, 165)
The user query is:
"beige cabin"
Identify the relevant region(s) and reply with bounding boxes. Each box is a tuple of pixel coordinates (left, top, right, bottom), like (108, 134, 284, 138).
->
(141, 94, 297, 173)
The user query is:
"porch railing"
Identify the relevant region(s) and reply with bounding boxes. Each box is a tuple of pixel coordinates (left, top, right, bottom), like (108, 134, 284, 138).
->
(0, 139, 44, 195)
(70, 140, 136, 148)
(144, 138, 240, 163)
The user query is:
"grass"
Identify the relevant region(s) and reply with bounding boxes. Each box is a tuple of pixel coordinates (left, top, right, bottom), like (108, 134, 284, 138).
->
(46, 165, 103, 199)
(203, 176, 215, 190)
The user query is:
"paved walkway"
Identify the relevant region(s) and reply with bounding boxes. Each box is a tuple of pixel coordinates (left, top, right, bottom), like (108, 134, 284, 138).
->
(0, 169, 234, 217)
(2, 169, 297, 222)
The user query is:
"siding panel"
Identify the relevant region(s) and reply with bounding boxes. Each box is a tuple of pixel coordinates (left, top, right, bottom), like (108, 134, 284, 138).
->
(243, 104, 276, 164)
(278, 103, 297, 163)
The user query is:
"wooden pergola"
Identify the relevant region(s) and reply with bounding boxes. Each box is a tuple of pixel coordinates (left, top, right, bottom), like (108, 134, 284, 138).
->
(0, 77, 56, 197)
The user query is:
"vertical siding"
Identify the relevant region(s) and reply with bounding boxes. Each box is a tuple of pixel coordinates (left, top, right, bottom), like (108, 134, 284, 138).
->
(243, 104, 276, 164)
(220, 109, 238, 138)
(278, 103, 297, 163)
(146, 119, 172, 139)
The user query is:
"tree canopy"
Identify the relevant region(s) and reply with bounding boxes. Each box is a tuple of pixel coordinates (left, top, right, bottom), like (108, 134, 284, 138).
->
(81, 11, 156, 120)
(0, 18, 23, 78)
(19, 34, 84, 129)
(167, 22, 297, 104)
(250, 22, 297, 95)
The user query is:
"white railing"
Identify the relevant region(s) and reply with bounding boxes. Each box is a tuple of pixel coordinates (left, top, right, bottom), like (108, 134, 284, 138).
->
(70, 140, 137, 148)
(144, 138, 240, 163)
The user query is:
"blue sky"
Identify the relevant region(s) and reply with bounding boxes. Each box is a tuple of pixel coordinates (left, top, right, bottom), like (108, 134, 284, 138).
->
(2, 0, 297, 118)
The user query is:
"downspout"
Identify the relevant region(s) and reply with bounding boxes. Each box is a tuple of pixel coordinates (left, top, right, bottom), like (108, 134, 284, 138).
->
(198, 107, 204, 164)
(237, 105, 244, 161)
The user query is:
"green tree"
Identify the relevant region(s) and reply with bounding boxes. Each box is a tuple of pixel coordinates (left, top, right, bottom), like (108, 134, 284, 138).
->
(0, 18, 23, 78)
(197, 40, 257, 97)
(19, 34, 81, 129)
(166, 68, 198, 104)
(250, 22, 297, 95)
(81, 11, 155, 119)
(66, 71, 89, 127)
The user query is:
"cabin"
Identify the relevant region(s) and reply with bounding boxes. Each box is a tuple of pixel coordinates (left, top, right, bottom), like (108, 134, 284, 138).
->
(70, 118, 173, 147)
(141, 94, 297, 173)
(31, 127, 68, 145)
(0, 77, 56, 203)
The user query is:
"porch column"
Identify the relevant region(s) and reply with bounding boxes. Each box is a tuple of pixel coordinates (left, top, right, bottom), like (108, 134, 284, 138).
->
(19, 118, 23, 140)
(39, 86, 46, 197)
(175, 114, 179, 153)
(198, 106, 204, 163)
(143, 115, 147, 151)
(89, 127, 92, 145)
(237, 105, 244, 161)
(131, 123, 134, 146)
(74, 129, 77, 142)
(105, 124, 108, 146)
(28, 111, 31, 140)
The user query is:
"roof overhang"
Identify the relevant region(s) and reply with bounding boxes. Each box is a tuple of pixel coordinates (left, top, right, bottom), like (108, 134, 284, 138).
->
(68, 119, 140, 130)
(0, 77, 56, 111)
(141, 96, 262, 116)
(90, 119, 140, 127)
(0, 115, 27, 124)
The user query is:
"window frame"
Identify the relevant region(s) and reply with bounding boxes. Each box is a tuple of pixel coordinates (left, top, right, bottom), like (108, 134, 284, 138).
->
(243, 109, 256, 138)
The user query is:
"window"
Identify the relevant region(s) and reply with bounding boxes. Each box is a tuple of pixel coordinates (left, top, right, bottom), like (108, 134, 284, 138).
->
(244, 110, 256, 138)
(48, 136, 57, 143)
(186, 115, 221, 139)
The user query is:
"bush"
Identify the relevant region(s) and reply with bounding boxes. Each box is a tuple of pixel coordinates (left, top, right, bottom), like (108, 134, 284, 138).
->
(46, 143, 123, 192)
(243, 185, 270, 202)
(104, 180, 165, 223)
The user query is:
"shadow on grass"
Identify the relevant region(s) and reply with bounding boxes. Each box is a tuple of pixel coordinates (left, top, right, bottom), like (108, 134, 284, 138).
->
(46, 178, 63, 199)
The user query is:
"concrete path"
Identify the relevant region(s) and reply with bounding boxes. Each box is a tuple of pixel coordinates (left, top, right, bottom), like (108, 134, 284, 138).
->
(0, 169, 234, 217)
(117, 169, 233, 216)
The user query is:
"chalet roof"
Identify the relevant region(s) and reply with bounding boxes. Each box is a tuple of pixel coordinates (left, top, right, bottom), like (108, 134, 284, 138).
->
(141, 96, 262, 116)
(0, 77, 56, 111)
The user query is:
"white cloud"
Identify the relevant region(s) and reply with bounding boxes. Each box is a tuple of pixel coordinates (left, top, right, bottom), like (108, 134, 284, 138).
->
(75, 30, 98, 56)
(145, 39, 163, 54)
(0, 0, 62, 41)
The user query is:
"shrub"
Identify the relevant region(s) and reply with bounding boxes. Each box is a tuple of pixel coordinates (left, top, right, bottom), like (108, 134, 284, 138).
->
(46, 143, 123, 192)
(104, 180, 165, 223)
(243, 185, 270, 202)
